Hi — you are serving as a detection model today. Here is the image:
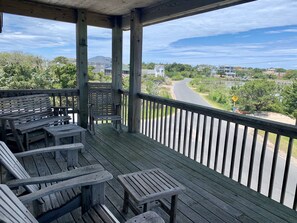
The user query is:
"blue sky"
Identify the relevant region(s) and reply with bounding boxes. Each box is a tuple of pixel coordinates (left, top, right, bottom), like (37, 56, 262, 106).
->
(1, 0, 297, 69)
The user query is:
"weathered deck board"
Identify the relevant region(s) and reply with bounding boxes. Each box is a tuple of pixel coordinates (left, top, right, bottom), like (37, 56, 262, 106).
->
(18, 124, 297, 223)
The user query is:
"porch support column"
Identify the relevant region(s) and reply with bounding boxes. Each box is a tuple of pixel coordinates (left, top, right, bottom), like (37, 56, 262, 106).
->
(76, 10, 88, 128)
(112, 16, 123, 116)
(0, 13, 3, 33)
(128, 9, 143, 133)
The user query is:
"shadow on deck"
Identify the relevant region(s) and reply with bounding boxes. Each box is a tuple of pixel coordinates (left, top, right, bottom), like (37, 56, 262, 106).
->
(20, 124, 297, 222)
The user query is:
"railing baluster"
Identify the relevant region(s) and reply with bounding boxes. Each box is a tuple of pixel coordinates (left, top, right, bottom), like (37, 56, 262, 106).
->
(141, 99, 145, 134)
(268, 134, 281, 198)
(164, 105, 168, 146)
(214, 119, 222, 171)
(293, 184, 297, 211)
(178, 109, 183, 153)
(222, 121, 230, 175)
(229, 123, 239, 178)
(149, 100, 152, 138)
(238, 126, 248, 183)
(200, 115, 207, 164)
(280, 137, 294, 204)
(160, 104, 164, 144)
(247, 128, 258, 188)
(173, 108, 178, 151)
(156, 103, 159, 142)
(188, 112, 194, 158)
(183, 110, 188, 156)
(72, 94, 75, 123)
(168, 106, 173, 148)
(207, 117, 214, 168)
(145, 100, 149, 136)
(152, 101, 156, 140)
(257, 131, 269, 193)
(194, 113, 200, 161)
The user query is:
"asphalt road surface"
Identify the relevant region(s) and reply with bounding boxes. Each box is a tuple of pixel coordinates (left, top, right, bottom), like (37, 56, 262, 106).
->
(171, 78, 296, 208)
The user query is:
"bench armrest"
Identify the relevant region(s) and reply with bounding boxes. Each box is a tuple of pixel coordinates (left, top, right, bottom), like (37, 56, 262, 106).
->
(19, 170, 113, 204)
(6, 164, 104, 188)
(14, 143, 84, 157)
(52, 106, 68, 116)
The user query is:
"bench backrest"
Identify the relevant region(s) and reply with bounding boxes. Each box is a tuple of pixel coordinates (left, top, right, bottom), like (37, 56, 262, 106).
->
(0, 184, 38, 223)
(88, 83, 117, 117)
(0, 94, 52, 115)
(0, 141, 39, 193)
(0, 94, 53, 124)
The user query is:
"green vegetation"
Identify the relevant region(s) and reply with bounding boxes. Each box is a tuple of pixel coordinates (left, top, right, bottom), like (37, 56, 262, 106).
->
(0, 52, 103, 89)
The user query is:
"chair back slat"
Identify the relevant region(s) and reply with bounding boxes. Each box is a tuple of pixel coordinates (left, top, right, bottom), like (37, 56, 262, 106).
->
(0, 141, 39, 193)
(0, 184, 38, 223)
(88, 83, 116, 117)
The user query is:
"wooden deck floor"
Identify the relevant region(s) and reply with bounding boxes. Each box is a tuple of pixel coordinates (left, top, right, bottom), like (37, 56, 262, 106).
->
(19, 125, 297, 222)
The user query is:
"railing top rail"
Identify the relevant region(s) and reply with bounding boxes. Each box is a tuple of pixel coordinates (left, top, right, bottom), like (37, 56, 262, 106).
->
(0, 88, 79, 97)
(138, 93, 297, 138)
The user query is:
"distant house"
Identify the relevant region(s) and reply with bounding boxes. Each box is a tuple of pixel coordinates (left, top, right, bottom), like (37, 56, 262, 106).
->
(218, 65, 236, 77)
(263, 68, 285, 78)
(104, 64, 130, 76)
(154, 65, 165, 77)
(142, 65, 165, 77)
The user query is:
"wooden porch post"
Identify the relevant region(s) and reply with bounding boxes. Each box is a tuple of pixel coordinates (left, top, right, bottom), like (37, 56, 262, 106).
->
(112, 16, 123, 116)
(76, 10, 88, 128)
(0, 13, 3, 33)
(128, 9, 143, 133)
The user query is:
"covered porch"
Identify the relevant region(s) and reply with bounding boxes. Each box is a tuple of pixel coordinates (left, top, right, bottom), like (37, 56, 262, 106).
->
(1, 0, 297, 222)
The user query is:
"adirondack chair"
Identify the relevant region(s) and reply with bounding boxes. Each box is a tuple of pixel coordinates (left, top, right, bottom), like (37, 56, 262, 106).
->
(88, 82, 122, 134)
(0, 141, 115, 222)
(0, 184, 164, 223)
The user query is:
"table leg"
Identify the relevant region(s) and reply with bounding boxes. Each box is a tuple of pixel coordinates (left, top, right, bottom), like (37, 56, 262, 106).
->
(143, 203, 148, 212)
(44, 131, 48, 147)
(81, 131, 86, 152)
(123, 190, 129, 214)
(170, 195, 178, 223)
(54, 137, 63, 160)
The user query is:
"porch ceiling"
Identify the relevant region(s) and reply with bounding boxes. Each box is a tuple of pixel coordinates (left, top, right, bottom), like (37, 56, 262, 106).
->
(1, 0, 255, 29)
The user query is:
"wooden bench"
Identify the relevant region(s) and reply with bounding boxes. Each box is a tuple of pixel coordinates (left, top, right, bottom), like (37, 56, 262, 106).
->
(88, 82, 122, 134)
(0, 94, 70, 151)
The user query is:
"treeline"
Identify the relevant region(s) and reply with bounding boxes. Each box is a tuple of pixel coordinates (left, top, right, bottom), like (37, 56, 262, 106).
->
(0, 52, 109, 89)
(190, 77, 297, 117)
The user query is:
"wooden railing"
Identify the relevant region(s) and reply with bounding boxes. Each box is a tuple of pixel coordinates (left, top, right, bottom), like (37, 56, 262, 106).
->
(120, 90, 129, 126)
(0, 89, 79, 123)
(138, 92, 297, 210)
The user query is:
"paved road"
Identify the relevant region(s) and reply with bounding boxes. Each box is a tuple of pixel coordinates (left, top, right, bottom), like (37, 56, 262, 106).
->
(171, 78, 296, 208)
(173, 78, 211, 107)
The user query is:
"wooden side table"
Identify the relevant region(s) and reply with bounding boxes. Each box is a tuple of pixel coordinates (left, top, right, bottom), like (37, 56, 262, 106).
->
(118, 168, 185, 223)
(43, 124, 86, 152)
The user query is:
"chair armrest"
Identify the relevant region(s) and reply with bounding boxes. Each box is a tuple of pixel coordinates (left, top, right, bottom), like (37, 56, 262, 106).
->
(14, 143, 84, 158)
(19, 170, 113, 204)
(6, 164, 104, 188)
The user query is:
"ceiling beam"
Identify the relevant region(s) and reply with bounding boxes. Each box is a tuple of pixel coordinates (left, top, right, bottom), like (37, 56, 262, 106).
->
(0, 13, 3, 33)
(121, 0, 255, 29)
(0, 0, 114, 28)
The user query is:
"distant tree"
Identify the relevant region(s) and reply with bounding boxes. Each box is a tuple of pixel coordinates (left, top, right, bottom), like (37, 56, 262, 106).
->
(233, 80, 279, 112)
(52, 56, 69, 64)
(282, 81, 297, 115)
(283, 70, 297, 79)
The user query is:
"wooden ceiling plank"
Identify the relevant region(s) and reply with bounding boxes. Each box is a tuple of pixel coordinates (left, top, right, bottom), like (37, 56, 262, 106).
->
(0, 0, 113, 28)
(121, 0, 255, 29)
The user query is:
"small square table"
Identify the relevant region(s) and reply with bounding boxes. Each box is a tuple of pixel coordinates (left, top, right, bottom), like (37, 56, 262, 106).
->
(118, 168, 185, 223)
(43, 124, 86, 152)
